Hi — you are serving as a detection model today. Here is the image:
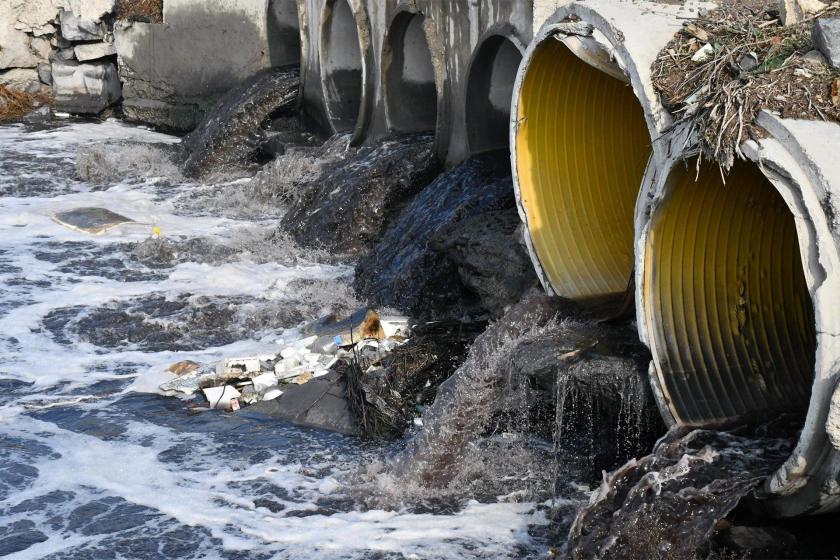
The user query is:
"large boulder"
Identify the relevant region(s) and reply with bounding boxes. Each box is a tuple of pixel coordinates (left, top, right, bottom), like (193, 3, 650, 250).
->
(247, 371, 359, 436)
(813, 17, 840, 68)
(59, 9, 105, 41)
(280, 134, 441, 257)
(354, 152, 515, 318)
(51, 59, 121, 114)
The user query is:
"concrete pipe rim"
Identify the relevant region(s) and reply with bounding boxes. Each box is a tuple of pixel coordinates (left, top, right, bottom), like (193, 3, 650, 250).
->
(509, 6, 661, 305)
(636, 114, 840, 517)
(318, 0, 372, 144)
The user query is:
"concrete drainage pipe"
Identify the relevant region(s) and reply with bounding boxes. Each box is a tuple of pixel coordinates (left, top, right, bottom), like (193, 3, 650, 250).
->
(637, 112, 840, 517)
(511, 1, 692, 302)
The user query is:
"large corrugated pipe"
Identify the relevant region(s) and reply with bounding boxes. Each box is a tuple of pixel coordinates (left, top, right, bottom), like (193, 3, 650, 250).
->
(511, 0, 694, 303)
(514, 1, 840, 517)
(637, 112, 840, 517)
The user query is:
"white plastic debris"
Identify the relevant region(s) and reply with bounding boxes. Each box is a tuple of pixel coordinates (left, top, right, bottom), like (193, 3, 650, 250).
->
(692, 43, 714, 63)
(252, 372, 278, 392)
(203, 385, 241, 410)
(263, 388, 284, 401)
(219, 357, 262, 376)
(380, 316, 410, 338)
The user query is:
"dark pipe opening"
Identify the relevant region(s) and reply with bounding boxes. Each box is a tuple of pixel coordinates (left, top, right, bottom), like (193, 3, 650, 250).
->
(466, 36, 522, 155)
(385, 12, 437, 134)
(322, 0, 363, 132)
(268, 0, 301, 66)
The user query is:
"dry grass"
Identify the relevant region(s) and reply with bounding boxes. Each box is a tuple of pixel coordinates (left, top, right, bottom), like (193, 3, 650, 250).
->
(0, 85, 51, 122)
(653, 1, 840, 170)
(117, 0, 163, 23)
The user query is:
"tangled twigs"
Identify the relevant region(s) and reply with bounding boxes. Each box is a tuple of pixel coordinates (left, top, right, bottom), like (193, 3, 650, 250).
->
(653, 1, 840, 171)
(0, 85, 50, 122)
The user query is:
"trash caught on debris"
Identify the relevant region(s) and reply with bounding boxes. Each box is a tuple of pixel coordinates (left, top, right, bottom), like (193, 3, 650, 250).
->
(159, 309, 412, 414)
(51, 207, 137, 235)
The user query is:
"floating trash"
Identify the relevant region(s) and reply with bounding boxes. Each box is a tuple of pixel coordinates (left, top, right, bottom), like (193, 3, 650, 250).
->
(52, 207, 137, 235)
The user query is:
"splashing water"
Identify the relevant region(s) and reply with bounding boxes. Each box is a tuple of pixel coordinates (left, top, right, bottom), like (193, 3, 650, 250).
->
(0, 119, 553, 559)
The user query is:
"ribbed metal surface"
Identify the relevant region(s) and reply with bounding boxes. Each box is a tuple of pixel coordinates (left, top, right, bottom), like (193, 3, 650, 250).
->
(514, 39, 650, 299)
(645, 160, 816, 426)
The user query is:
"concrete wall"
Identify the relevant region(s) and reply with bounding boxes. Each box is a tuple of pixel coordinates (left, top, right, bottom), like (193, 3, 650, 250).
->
(115, 0, 302, 130)
(298, 0, 533, 164)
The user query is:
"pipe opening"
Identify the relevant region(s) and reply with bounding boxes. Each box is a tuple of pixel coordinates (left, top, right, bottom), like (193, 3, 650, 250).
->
(467, 35, 522, 155)
(645, 158, 817, 427)
(385, 13, 437, 134)
(321, 0, 363, 132)
(268, 0, 301, 66)
(514, 38, 651, 300)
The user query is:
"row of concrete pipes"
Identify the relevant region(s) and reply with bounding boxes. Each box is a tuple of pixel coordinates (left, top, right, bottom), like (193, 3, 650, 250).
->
(286, 0, 840, 517)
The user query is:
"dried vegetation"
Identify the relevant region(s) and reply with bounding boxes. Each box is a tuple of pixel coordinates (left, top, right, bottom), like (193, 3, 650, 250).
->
(0, 85, 51, 122)
(117, 0, 163, 23)
(653, 1, 840, 170)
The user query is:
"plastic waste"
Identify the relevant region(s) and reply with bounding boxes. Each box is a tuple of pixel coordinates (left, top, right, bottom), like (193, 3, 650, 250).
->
(203, 385, 241, 410)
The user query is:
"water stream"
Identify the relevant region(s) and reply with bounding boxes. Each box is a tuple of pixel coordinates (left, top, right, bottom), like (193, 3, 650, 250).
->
(0, 120, 552, 559)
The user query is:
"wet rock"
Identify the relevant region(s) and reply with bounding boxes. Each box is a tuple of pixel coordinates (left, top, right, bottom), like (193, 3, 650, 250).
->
(281, 134, 441, 257)
(51, 60, 121, 114)
(181, 66, 301, 177)
(813, 18, 840, 68)
(564, 428, 795, 560)
(432, 208, 538, 318)
(248, 371, 359, 436)
(344, 320, 486, 440)
(355, 151, 513, 319)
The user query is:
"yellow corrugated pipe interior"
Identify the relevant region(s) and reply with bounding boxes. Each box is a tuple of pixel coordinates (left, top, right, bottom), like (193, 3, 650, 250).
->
(644, 159, 816, 426)
(515, 39, 651, 299)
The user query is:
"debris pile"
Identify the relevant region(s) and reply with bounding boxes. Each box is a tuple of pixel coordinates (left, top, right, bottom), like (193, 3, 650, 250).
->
(652, 1, 840, 169)
(159, 310, 412, 415)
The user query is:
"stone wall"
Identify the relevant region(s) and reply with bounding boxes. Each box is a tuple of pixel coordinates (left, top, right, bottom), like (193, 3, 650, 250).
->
(0, 0, 122, 114)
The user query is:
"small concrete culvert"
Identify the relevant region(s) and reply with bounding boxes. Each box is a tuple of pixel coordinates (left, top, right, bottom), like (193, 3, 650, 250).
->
(466, 35, 522, 155)
(320, 0, 365, 133)
(385, 12, 437, 134)
(643, 157, 816, 428)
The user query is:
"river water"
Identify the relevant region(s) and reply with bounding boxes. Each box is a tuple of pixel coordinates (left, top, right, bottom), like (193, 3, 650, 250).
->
(0, 120, 552, 559)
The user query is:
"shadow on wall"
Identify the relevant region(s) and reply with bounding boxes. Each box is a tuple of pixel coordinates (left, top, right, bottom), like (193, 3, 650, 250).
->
(385, 12, 437, 134)
(466, 35, 522, 155)
(268, 0, 301, 67)
(321, 0, 363, 133)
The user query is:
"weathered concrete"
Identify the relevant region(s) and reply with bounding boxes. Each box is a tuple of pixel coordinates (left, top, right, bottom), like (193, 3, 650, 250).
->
(114, 0, 302, 130)
(298, 0, 532, 163)
(51, 59, 121, 113)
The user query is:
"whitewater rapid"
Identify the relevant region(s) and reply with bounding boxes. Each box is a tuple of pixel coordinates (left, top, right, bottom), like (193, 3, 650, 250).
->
(0, 120, 549, 559)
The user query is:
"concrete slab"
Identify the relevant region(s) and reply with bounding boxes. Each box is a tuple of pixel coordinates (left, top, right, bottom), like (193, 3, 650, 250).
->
(52, 207, 135, 235)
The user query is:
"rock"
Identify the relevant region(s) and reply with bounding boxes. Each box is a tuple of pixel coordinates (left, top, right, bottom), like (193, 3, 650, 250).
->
(802, 49, 828, 66)
(780, 0, 827, 25)
(738, 52, 759, 72)
(247, 371, 360, 436)
(716, 525, 797, 553)
(59, 10, 104, 41)
(180, 67, 300, 176)
(354, 152, 513, 319)
(691, 43, 714, 63)
(281, 134, 441, 257)
(0, 21, 52, 69)
(813, 18, 840, 68)
(0, 68, 41, 91)
(65, 0, 117, 22)
(37, 63, 52, 85)
(431, 208, 539, 318)
(51, 60, 121, 114)
(73, 42, 116, 62)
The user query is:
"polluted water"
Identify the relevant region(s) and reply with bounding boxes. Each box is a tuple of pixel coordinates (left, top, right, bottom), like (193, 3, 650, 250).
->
(0, 118, 559, 559)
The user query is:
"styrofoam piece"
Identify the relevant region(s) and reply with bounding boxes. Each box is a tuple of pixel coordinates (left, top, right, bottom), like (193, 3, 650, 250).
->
(262, 388, 283, 401)
(202, 385, 241, 410)
(252, 372, 278, 392)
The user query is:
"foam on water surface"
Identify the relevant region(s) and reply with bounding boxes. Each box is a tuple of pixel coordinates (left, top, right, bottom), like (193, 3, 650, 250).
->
(0, 121, 549, 559)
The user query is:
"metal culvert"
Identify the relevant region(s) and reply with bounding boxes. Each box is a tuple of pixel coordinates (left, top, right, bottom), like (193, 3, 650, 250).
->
(643, 158, 816, 427)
